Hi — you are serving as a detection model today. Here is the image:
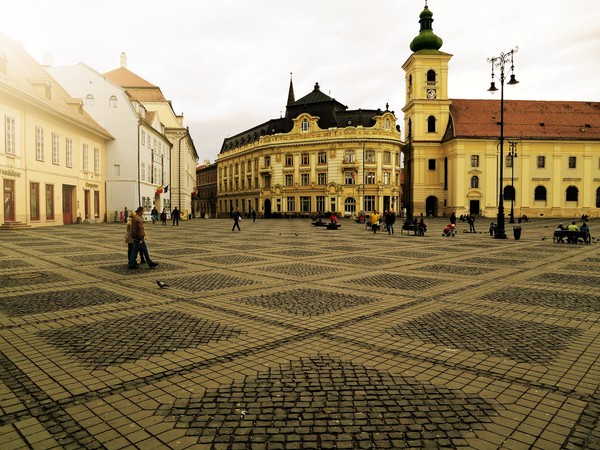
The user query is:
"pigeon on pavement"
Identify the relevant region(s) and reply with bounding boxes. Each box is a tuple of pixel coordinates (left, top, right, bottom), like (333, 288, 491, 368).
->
(156, 280, 168, 288)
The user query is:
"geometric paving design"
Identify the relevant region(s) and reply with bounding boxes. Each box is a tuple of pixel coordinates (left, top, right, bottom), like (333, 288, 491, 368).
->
(238, 288, 375, 316)
(532, 273, 600, 288)
(463, 257, 527, 267)
(156, 356, 498, 448)
(417, 264, 492, 276)
(0, 272, 69, 289)
(197, 255, 270, 266)
(267, 249, 324, 258)
(0, 287, 133, 316)
(165, 273, 262, 292)
(61, 253, 124, 263)
(39, 311, 244, 368)
(385, 310, 582, 365)
(481, 287, 600, 313)
(0, 259, 34, 270)
(262, 263, 342, 277)
(348, 273, 448, 291)
(330, 256, 395, 266)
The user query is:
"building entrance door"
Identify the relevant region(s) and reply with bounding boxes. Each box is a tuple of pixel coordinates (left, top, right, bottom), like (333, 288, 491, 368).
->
(469, 200, 480, 216)
(3, 179, 15, 222)
(62, 185, 73, 224)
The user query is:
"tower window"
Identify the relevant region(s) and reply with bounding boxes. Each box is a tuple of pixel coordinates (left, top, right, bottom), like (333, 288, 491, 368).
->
(426, 69, 436, 84)
(427, 116, 436, 133)
(428, 159, 436, 170)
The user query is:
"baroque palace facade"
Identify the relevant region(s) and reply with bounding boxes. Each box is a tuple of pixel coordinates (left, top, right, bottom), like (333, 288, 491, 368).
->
(404, 4, 600, 219)
(216, 81, 402, 218)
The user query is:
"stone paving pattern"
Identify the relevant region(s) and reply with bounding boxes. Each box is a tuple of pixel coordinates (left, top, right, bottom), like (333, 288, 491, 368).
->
(0, 217, 599, 449)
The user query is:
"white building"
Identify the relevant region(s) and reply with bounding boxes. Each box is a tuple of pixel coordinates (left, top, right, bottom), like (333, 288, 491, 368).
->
(104, 54, 198, 219)
(47, 60, 172, 220)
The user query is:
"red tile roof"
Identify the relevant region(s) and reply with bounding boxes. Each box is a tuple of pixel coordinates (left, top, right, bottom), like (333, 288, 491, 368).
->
(447, 99, 600, 141)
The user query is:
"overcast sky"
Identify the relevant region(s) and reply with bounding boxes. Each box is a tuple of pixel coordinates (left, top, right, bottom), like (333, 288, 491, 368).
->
(4, 0, 600, 164)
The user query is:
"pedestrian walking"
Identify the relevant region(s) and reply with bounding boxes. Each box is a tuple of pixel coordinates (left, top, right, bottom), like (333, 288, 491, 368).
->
(160, 209, 167, 225)
(371, 210, 380, 234)
(468, 214, 476, 233)
(125, 212, 146, 265)
(232, 208, 242, 231)
(171, 207, 180, 226)
(129, 207, 158, 269)
(385, 210, 396, 235)
(251, 208, 256, 222)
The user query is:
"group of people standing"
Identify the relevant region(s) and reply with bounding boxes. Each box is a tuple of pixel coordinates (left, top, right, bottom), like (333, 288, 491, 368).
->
(149, 206, 182, 226)
(369, 210, 397, 234)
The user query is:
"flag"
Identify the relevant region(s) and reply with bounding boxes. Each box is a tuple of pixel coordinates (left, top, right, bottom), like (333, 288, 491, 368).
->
(164, 185, 169, 193)
(156, 185, 164, 194)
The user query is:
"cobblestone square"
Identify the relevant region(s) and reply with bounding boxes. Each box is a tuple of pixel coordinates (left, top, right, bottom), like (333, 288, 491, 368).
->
(0, 217, 599, 449)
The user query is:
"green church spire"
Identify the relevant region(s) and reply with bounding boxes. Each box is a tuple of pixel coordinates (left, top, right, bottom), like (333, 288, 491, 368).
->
(409, 2, 443, 52)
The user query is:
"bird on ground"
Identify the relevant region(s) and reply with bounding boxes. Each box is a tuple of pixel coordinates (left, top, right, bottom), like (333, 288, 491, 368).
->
(156, 280, 168, 288)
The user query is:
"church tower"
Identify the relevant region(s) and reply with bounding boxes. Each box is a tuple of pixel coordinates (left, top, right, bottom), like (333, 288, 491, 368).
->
(402, 1, 452, 217)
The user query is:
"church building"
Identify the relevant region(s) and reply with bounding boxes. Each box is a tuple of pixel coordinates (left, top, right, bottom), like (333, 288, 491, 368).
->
(403, 3, 600, 219)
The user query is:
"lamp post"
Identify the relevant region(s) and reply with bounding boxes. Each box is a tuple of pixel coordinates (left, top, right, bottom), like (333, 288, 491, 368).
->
(487, 47, 519, 239)
(508, 141, 518, 223)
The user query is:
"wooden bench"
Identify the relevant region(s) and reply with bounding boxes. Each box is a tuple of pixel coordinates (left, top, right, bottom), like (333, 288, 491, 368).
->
(553, 229, 591, 244)
(401, 224, 418, 235)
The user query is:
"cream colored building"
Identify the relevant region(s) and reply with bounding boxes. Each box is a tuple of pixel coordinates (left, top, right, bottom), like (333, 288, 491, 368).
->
(217, 81, 402, 218)
(0, 33, 112, 228)
(403, 4, 600, 220)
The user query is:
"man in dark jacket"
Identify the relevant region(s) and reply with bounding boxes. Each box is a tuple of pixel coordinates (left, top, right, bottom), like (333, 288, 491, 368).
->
(232, 208, 242, 231)
(129, 207, 158, 269)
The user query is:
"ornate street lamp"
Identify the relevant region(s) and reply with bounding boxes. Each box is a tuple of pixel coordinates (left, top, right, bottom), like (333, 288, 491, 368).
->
(487, 47, 519, 239)
(508, 141, 518, 223)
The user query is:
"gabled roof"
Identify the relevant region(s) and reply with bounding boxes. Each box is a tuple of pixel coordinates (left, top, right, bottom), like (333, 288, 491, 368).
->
(104, 66, 155, 88)
(445, 99, 600, 141)
(104, 67, 168, 102)
(0, 32, 112, 140)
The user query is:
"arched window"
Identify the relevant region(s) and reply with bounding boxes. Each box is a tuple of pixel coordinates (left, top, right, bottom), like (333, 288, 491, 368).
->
(85, 94, 94, 107)
(109, 95, 118, 108)
(384, 118, 390, 130)
(301, 118, 309, 132)
(504, 185, 515, 201)
(408, 74, 413, 89)
(534, 186, 547, 201)
(427, 116, 436, 133)
(566, 186, 578, 202)
(471, 176, 479, 188)
(426, 69, 436, 83)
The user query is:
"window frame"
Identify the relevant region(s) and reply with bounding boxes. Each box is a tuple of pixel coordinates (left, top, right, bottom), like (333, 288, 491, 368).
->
(5, 115, 16, 155)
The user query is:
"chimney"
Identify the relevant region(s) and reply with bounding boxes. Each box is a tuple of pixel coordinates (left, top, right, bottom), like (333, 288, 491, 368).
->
(120, 52, 127, 68)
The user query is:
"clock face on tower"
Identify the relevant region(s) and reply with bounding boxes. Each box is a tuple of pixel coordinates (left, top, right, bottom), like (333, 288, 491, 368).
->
(426, 89, 437, 99)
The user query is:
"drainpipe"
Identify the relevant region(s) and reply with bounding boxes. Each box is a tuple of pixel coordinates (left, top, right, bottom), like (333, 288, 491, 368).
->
(176, 128, 189, 209)
(137, 121, 141, 208)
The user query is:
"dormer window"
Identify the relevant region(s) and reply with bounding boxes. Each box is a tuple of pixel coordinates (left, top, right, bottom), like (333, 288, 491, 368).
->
(301, 118, 309, 132)
(384, 118, 390, 130)
(109, 95, 118, 108)
(85, 94, 94, 107)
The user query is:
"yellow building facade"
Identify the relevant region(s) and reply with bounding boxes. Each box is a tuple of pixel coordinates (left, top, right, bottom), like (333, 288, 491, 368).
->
(403, 5, 600, 220)
(0, 33, 112, 228)
(217, 82, 402, 218)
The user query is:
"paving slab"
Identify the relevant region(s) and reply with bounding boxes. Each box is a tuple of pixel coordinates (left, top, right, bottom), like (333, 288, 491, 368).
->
(0, 217, 599, 449)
